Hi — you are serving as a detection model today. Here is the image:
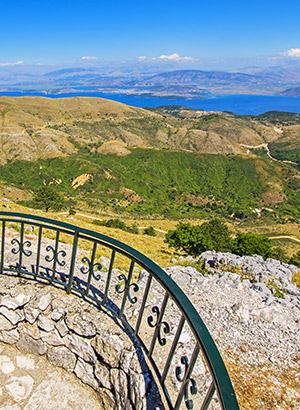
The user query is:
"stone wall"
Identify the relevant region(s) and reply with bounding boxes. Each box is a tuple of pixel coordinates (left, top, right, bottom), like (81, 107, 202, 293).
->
(0, 275, 160, 410)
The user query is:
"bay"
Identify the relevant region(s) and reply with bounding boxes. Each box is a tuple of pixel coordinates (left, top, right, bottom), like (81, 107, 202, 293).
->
(0, 91, 299, 115)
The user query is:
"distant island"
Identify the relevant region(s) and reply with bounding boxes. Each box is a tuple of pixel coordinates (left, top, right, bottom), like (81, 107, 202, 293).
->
(1, 66, 300, 99)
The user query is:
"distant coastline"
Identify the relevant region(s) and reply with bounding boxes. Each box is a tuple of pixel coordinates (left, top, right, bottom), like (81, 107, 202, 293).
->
(0, 91, 299, 115)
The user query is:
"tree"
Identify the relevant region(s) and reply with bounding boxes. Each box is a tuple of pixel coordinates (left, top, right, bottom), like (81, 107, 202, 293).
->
(33, 186, 65, 213)
(233, 232, 273, 259)
(143, 226, 157, 236)
(200, 218, 233, 252)
(164, 219, 232, 256)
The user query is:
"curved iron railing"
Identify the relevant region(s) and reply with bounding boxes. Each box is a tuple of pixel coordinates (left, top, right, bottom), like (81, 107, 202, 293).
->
(0, 212, 239, 410)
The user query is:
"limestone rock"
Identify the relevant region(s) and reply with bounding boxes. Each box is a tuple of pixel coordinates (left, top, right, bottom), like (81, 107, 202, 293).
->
(74, 358, 99, 390)
(64, 333, 96, 363)
(0, 294, 30, 310)
(47, 346, 77, 372)
(94, 361, 112, 389)
(38, 294, 52, 311)
(16, 355, 35, 369)
(65, 312, 97, 337)
(17, 335, 47, 356)
(92, 334, 124, 368)
(0, 355, 15, 374)
(97, 388, 118, 410)
(6, 375, 34, 402)
(0, 315, 15, 331)
(24, 306, 40, 324)
(110, 368, 130, 409)
(51, 308, 64, 321)
(0, 328, 20, 344)
(55, 319, 69, 337)
(129, 372, 147, 410)
(0, 306, 24, 325)
(38, 315, 55, 332)
(40, 329, 63, 346)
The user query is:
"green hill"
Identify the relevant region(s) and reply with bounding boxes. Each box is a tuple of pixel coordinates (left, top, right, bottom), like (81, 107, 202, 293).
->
(0, 96, 286, 164)
(1, 147, 300, 220)
(2, 97, 300, 221)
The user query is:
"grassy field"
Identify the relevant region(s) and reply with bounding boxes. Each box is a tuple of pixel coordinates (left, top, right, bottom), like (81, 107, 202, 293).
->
(2, 201, 300, 286)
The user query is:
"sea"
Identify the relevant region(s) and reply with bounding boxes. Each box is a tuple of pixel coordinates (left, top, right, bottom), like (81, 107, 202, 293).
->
(0, 91, 300, 116)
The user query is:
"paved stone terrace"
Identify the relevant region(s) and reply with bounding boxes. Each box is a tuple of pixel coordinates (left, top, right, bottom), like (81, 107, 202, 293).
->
(0, 342, 102, 409)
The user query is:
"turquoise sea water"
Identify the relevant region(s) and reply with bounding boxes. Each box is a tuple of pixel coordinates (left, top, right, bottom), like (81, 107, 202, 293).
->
(0, 91, 299, 115)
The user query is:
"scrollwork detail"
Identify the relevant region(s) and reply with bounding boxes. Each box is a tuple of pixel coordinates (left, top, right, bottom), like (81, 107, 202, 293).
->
(115, 273, 139, 304)
(175, 356, 198, 409)
(45, 245, 66, 266)
(80, 256, 102, 281)
(147, 306, 170, 346)
(11, 238, 32, 257)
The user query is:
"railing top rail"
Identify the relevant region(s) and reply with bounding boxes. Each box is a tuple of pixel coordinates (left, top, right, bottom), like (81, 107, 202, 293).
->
(0, 211, 239, 409)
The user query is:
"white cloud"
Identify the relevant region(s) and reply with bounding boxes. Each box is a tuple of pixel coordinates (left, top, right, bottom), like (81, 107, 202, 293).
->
(138, 56, 147, 60)
(0, 60, 23, 66)
(81, 56, 98, 61)
(281, 48, 300, 58)
(153, 53, 198, 62)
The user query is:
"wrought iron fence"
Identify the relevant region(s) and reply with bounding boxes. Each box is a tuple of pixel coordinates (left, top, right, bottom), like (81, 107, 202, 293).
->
(0, 212, 239, 410)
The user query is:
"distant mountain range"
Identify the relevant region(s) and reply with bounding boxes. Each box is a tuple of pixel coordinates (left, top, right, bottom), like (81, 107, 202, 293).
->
(1, 65, 300, 97)
(279, 86, 300, 97)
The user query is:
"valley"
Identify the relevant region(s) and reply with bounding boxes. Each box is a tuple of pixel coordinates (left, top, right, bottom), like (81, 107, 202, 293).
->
(1, 96, 300, 260)
(1, 96, 300, 410)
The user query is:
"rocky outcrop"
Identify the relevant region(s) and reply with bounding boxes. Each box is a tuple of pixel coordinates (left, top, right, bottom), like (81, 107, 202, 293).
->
(167, 252, 300, 409)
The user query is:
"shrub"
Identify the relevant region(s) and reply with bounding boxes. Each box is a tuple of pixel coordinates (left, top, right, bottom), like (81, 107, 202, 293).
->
(233, 232, 273, 259)
(32, 185, 64, 212)
(143, 226, 157, 236)
(92, 218, 139, 234)
(200, 218, 233, 252)
(164, 219, 232, 256)
(165, 219, 275, 259)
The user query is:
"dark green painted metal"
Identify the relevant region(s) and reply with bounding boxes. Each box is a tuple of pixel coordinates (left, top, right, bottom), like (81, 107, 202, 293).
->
(19, 222, 24, 274)
(118, 259, 135, 317)
(35, 226, 42, 277)
(135, 273, 152, 335)
(200, 381, 216, 410)
(68, 231, 79, 293)
(174, 344, 200, 410)
(1, 220, 5, 273)
(161, 315, 185, 384)
(102, 249, 115, 306)
(0, 212, 239, 410)
(148, 292, 169, 356)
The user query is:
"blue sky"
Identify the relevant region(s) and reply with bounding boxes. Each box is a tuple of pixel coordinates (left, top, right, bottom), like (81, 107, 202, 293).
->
(1, 0, 300, 68)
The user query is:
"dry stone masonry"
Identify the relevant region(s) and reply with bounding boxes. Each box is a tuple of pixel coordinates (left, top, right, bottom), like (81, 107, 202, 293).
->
(0, 342, 101, 409)
(0, 276, 159, 410)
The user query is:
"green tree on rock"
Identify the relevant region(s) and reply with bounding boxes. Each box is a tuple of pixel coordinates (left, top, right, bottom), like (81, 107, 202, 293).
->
(233, 232, 273, 259)
(200, 218, 233, 252)
(164, 218, 232, 256)
(33, 185, 65, 213)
